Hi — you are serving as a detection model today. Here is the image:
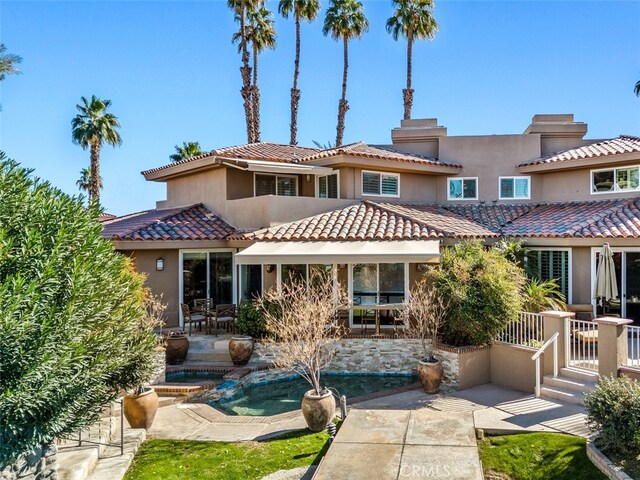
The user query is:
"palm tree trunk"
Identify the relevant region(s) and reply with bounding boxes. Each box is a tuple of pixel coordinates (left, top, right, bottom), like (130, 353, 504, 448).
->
(289, 13, 302, 145)
(335, 36, 350, 147)
(252, 42, 261, 142)
(239, 0, 255, 143)
(89, 142, 101, 206)
(403, 34, 414, 120)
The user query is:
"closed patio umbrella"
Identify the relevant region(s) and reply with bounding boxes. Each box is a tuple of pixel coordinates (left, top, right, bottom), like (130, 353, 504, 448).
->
(593, 243, 618, 315)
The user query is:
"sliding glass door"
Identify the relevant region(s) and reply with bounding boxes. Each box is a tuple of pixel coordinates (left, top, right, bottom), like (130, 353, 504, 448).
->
(594, 249, 640, 323)
(181, 251, 234, 310)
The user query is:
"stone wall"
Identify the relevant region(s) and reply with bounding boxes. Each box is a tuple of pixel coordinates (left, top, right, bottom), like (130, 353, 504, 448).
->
(0, 444, 58, 480)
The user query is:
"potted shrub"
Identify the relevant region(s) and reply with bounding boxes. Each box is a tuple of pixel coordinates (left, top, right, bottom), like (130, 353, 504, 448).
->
(398, 277, 449, 393)
(257, 271, 347, 432)
(123, 292, 166, 430)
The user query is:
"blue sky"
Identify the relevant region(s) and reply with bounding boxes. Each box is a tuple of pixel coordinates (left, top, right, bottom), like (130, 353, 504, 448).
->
(1, 0, 639, 216)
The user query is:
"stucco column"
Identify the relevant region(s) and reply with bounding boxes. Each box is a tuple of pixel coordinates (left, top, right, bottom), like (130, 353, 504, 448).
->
(593, 317, 632, 378)
(541, 310, 575, 375)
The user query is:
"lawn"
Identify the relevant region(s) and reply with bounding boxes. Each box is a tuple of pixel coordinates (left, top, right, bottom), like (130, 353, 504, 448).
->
(123, 429, 331, 480)
(479, 433, 607, 480)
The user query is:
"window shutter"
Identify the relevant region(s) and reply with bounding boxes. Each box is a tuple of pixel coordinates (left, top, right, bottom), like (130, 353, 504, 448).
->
(363, 172, 380, 195)
(327, 174, 338, 198)
(255, 175, 276, 196)
(381, 175, 398, 196)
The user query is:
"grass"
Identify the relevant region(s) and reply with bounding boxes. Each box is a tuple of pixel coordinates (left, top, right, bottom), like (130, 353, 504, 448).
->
(479, 433, 607, 480)
(123, 429, 331, 480)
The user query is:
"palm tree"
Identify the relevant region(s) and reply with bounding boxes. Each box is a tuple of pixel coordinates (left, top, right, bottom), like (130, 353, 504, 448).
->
(71, 96, 122, 205)
(635, 80, 640, 97)
(234, 4, 277, 142)
(76, 167, 103, 197)
(170, 141, 204, 162)
(229, 0, 257, 143)
(0, 43, 22, 111)
(387, 0, 438, 120)
(323, 0, 369, 147)
(279, 0, 321, 145)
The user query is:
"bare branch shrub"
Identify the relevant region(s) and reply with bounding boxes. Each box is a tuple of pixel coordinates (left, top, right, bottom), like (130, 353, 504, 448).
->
(397, 276, 450, 359)
(257, 270, 347, 395)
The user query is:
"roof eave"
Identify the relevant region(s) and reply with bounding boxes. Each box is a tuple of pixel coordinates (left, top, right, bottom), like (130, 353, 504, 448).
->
(142, 156, 221, 181)
(518, 151, 640, 173)
(305, 155, 462, 174)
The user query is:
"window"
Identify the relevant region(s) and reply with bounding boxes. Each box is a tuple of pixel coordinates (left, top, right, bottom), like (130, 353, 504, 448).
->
(240, 264, 262, 301)
(448, 177, 477, 200)
(499, 176, 530, 200)
(524, 249, 570, 301)
(362, 171, 400, 197)
(318, 173, 339, 199)
(181, 251, 234, 308)
(281, 264, 333, 288)
(592, 166, 640, 194)
(352, 263, 405, 328)
(255, 174, 298, 197)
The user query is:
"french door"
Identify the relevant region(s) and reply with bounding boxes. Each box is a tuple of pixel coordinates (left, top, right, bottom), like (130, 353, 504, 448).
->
(180, 250, 235, 318)
(595, 249, 640, 323)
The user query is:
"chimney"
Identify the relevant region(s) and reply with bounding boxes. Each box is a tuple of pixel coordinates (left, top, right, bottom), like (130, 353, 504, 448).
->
(524, 114, 588, 155)
(391, 118, 447, 158)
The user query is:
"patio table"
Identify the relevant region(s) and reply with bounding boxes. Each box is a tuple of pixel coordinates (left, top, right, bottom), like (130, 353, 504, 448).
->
(347, 304, 404, 336)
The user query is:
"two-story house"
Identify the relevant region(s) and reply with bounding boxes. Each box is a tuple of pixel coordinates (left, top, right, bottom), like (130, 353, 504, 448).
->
(102, 114, 640, 328)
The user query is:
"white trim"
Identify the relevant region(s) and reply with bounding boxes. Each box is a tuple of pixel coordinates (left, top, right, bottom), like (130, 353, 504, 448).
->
(447, 177, 478, 201)
(253, 172, 299, 197)
(315, 171, 341, 199)
(179, 248, 237, 328)
(361, 170, 401, 198)
(524, 247, 572, 304)
(590, 165, 640, 195)
(498, 176, 531, 200)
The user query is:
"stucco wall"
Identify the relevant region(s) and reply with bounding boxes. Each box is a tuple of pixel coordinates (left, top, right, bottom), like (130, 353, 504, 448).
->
(540, 167, 640, 203)
(337, 167, 438, 203)
(132, 249, 180, 327)
(490, 342, 539, 393)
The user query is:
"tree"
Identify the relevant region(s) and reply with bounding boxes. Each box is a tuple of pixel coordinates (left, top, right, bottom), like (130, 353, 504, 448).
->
(279, 0, 321, 145)
(323, 0, 369, 147)
(76, 167, 103, 197)
(0, 43, 22, 111)
(635, 80, 640, 97)
(386, 0, 438, 120)
(0, 155, 158, 467)
(71, 96, 122, 205)
(229, 0, 257, 143)
(234, 3, 277, 142)
(169, 141, 204, 162)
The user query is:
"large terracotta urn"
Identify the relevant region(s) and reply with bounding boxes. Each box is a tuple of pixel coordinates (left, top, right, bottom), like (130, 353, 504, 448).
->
(228, 336, 254, 366)
(123, 387, 159, 430)
(417, 357, 444, 394)
(165, 333, 189, 365)
(301, 389, 336, 432)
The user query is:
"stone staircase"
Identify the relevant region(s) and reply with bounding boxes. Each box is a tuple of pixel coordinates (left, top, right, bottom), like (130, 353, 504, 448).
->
(539, 367, 598, 405)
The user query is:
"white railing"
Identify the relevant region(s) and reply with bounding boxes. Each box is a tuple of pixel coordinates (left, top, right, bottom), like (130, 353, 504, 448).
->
(628, 326, 640, 367)
(496, 312, 544, 347)
(532, 332, 559, 397)
(565, 319, 599, 372)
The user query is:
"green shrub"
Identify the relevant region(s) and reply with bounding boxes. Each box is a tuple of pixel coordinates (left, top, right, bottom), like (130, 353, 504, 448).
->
(236, 301, 267, 338)
(0, 156, 158, 467)
(585, 375, 640, 456)
(431, 240, 525, 346)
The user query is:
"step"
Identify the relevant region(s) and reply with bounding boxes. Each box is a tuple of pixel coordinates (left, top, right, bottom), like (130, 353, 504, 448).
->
(543, 375, 597, 395)
(87, 429, 146, 480)
(559, 367, 599, 383)
(57, 446, 99, 480)
(186, 351, 233, 363)
(539, 385, 586, 406)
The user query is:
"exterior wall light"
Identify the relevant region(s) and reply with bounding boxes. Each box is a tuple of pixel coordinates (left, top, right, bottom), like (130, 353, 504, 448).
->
(266, 264, 276, 273)
(156, 258, 164, 271)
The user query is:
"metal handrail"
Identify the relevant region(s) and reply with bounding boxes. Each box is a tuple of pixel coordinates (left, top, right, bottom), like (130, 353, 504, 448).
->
(531, 332, 559, 397)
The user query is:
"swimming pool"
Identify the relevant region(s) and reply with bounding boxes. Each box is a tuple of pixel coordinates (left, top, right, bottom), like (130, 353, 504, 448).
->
(210, 373, 418, 416)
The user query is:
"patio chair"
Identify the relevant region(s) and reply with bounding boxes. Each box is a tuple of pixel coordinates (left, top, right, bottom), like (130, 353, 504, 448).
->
(180, 303, 206, 336)
(214, 304, 237, 336)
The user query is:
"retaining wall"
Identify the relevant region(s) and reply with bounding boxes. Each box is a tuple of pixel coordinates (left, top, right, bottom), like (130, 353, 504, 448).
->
(0, 444, 58, 480)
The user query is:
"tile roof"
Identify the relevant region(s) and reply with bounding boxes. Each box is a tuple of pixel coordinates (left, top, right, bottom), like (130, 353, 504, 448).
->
(502, 198, 640, 238)
(97, 212, 116, 222)
(247, 201, 496, 242)
(300, 141, 460, 168)
(442, 204, 534, 232)
(101, 204, 236, 241)
(518, 135, 640, 167)
(142, 142, 320, 175)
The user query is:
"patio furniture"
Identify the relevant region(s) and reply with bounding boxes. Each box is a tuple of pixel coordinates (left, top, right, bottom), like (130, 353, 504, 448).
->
(180, 303, 206, 336)
(214, 304, 237, 335)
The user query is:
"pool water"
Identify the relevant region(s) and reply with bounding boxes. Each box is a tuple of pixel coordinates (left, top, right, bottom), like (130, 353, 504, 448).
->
(165, 371, 226, 383)
(211, 374, 417, 416)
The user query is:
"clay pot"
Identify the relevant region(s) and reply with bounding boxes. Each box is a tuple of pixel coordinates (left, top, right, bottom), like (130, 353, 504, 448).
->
(165, 334, 189, 365)
(301, 389, 335, 432)
(229, 336, 254, 366)
(123, 388, 159, 430)
(417, 358, 444, 394)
